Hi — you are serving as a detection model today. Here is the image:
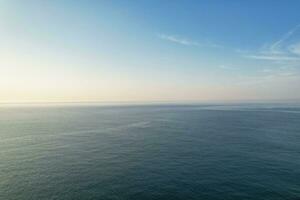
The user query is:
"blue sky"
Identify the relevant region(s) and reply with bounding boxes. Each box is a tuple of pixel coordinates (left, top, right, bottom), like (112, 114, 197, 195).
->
(1, 0, 300, 102)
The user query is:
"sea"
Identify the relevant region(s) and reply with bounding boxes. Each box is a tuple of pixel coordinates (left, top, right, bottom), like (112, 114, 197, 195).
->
(1, 103, 300, 200)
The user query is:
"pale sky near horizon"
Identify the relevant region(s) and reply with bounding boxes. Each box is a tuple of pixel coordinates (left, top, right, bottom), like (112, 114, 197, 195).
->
(1, 0, 300, 103)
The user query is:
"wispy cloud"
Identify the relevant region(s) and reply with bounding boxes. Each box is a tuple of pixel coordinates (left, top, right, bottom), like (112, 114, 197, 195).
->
(268, 24, 300, 54)
(158, 33, 222, 48)
(158, 34, 200, 46)
(245, 24, 300, 62)
(218, 65, 236, 70)
(261, 66, 298, 77)
(236, 70, 300, 86)
(288, 42, 300, 56)
(245, 55, 300, 61)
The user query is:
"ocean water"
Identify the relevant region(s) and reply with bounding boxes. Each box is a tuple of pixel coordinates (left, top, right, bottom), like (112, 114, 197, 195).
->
(1, 104, 300, 200)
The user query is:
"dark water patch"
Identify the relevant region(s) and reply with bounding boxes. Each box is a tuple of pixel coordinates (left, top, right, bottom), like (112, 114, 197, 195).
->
(1, 104, 300, 199)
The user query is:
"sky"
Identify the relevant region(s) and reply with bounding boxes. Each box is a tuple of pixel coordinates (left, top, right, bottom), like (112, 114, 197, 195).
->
(1, 0, 300, 103)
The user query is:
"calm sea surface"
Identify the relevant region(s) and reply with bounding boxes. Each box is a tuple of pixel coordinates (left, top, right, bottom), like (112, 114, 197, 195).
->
(1, 104, 300, 200)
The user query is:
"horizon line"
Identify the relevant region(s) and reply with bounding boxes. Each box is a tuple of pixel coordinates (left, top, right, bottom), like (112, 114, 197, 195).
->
(1, 99, 300, 106)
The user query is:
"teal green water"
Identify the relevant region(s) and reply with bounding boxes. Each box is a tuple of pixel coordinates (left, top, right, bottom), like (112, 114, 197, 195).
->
(1, 104, 300, 199)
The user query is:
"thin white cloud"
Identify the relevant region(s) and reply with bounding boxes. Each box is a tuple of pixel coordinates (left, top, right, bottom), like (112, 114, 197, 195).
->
(235, 49, 250, 54)
(245, 24, 300, 62)
(158, 34, 200, 46)
(158, 33, 222, 48)
(218, 65, 236, 70)
(245, 55, 300, 61)
(288, 42, 300, 56)
(269, 24, 300, 54)
(236, 70, 300, 86)
(261, 66, 298, 76)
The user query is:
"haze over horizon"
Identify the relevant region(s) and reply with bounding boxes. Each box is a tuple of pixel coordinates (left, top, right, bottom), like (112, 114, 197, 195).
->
(1, 0, 300, 103)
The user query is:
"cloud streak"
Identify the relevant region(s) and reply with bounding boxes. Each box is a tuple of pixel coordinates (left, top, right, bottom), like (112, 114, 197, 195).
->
(245, 24, 300, 62)
(245, 55, 300, 61)
(289, 42, 300, 56)
(218, 65, 237, 70)
(158, 34, 200, 46)
(269, 24, 300, 54)
(158, 34, 222, 48)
